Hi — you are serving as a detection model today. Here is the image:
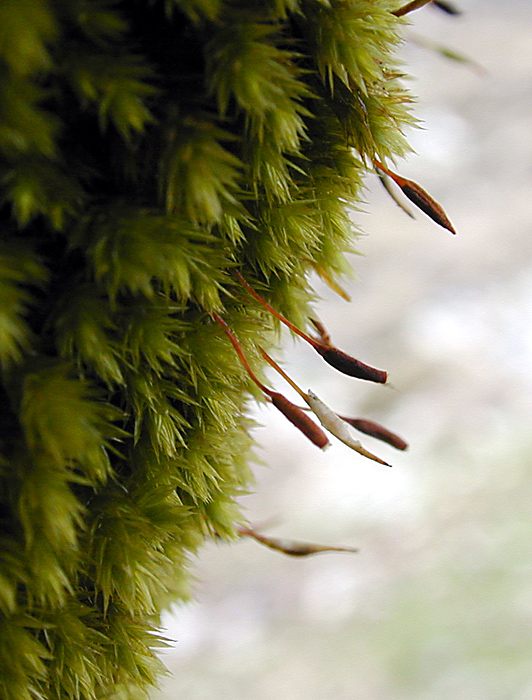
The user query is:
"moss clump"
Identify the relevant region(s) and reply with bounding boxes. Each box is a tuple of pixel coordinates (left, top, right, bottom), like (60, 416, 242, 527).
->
(0, 1, 413, 698)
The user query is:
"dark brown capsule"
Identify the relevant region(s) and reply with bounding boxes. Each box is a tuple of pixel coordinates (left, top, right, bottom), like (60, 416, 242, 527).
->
(270, 392, 330, 450)
(377, 170, 416, 219)
(314, 345, 387, 384)
(400, 181, 456, 234)
(432, 1, 461, 16)
(341, 417, 408, 451)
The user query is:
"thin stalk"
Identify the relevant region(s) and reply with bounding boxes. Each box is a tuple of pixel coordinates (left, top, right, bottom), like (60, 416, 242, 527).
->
(257, 347, 308, 401)
(213, 316, 329, 450)
(212, 312, 272, 395)
(233, 271, 387, 383)
(393, 0, 432, 17)
(231, 270, 321, 348)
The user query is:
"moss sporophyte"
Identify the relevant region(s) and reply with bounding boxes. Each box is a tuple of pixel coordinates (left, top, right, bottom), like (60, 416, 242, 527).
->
(213, 272, 410, 464)
(373, 159, 456, 234)
(231, 270, 388, 382)
(212, 312, 330, 451)
(236, 526, 359, 557)
(0, 0, 466, 694)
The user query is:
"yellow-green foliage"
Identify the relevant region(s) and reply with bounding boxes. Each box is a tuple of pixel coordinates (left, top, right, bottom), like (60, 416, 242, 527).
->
(0, 1, 413, 698)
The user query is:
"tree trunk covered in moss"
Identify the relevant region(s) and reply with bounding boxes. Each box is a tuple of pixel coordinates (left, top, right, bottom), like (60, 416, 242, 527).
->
(0, 1, 413, 698)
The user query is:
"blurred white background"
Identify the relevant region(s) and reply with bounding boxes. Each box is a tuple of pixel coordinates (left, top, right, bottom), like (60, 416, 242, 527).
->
(154, 2, 532, 698)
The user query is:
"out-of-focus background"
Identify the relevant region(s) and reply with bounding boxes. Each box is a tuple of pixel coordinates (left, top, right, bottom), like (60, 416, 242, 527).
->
(153, 2, 532, 698)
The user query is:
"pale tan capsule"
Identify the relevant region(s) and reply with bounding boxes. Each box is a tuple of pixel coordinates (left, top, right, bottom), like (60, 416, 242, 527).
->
(306, 390, 359, 444)
(237, 527, 359, 557)
(305, 390, 391, 466)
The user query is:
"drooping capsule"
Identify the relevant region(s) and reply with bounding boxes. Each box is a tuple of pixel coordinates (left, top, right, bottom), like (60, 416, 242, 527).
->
(374, 159, 456, 234)
(341, 417, 408, 451)
(237, 527, 359, 557)
(314, 345, 387, 383)
(270, 391, 330, 450)
(399, 180, 456, 234)
(432, 1, 461, 16)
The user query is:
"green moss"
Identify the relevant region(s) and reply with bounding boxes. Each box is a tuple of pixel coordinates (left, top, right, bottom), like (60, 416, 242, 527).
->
(0, 1, 413, 698)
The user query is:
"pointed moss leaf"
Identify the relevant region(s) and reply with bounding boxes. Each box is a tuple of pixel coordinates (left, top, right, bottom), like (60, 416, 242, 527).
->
(65, 51, 157, 138)
(0, 542, 29, 613)
(0, 284, 32, 368)
(206, 21, 311, 123)
(73, 2, 129, 43)
(17, 457, 85, 554)
(102, 611, 166, 688)
(3, 158, 84, 229)
(0, 615, 52, 700)
(22, 541, 75, 609)
(205, 20, 312, 197)
(0, 0, 58, 77)
(161, 117, 244, 224)
(40, 603, 110, 698)
(169, 0, 222, 22)
(79, 206, 229, 307)
(121, 299, 189, 375)
(300, 0, 401, 94)
(20, 362, 123, 481)
(0, 77, 58, 158)
(0, 242, 46, 368)
(90, 486, 189, 613)
(128, 373, 191, 456)
(55, 284, 125, 385)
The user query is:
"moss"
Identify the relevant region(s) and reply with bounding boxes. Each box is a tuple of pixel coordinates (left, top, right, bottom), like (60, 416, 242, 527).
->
(0, 1, 413, 698)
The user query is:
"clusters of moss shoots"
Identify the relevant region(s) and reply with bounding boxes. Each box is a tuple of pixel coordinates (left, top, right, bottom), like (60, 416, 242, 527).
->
(0, 1, 453, 698)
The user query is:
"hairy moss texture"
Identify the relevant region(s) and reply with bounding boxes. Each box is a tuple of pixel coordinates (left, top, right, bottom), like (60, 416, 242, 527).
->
(0, 1, 414, 698)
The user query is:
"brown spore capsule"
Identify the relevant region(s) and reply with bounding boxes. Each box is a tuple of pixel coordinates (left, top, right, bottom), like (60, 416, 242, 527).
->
(400, 182, 456, 234)
(373, 159, 456, 234)
(314, 345, 387, 384)
(270, 392, 330, 450)
(432, 1, 461, 15)
(341, 417, 408, 451)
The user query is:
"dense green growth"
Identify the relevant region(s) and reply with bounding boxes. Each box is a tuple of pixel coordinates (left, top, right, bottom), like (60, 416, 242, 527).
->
(0, 1, 413, 698)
